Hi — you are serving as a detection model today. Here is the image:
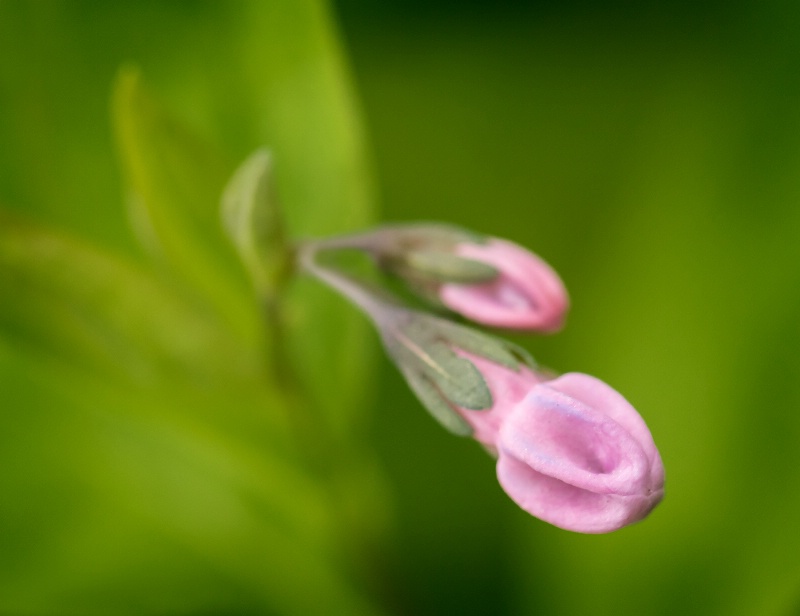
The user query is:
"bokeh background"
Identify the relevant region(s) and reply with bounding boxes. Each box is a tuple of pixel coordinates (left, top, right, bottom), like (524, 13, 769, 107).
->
(2, 1, 800, 614)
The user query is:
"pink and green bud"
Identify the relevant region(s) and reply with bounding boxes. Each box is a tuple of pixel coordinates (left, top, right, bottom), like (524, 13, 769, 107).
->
(302, 223, 568, 332)
(438, 238, 569, 333)
(444, 357, 663, 533)
(495, 373, 664, 533)
(346, 299, 663, 534)
(355, 224, 569, 333)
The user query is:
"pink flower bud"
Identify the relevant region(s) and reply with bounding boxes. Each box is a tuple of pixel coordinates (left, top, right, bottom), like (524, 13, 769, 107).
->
(496, 373, 664, 533)
(439, 238, 569, 332)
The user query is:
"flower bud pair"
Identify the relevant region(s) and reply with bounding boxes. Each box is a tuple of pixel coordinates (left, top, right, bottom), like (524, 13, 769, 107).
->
(226, 150, 663, 534)
(298, 223, 662, 533)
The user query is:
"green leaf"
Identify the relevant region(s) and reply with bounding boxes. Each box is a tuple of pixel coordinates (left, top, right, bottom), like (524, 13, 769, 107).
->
(232, 1, 379, 430)
(0, 341, 380, 616)
(0, 3, 385, 613)
(112, 66, 257, 346)
(0, 211, 257, 385)
(222, 148, 292, 297)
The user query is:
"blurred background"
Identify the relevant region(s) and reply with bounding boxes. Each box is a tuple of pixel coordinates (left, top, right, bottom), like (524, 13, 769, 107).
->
(2, 1, 800, 614)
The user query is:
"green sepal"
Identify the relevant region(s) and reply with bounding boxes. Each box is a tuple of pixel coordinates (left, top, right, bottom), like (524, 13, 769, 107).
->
(403, 250, 498, 284)
(381, 309, 542, 435)
(503, 340, 539, 371)
(222, 148, 292, 297)
(422, 339, 493, 410)
(363, 223, 495, 308)
(382, 312, 495, 436)
(397, 364, 473, 436)
(385, 222, 488, 248)
(435, 318, 522, 370)
(397, 316, 492, 410)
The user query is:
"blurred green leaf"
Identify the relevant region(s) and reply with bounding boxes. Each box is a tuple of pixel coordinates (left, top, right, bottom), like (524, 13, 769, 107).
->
(112, 66, 257, 346)
(0, 210, 256, 385)
(231, 1, 379, 431)
(0, 204, 386, 612)
(222, 148, 292, 298)
(0, 1, 386, 614)
(111, 2, 380, 432)
(0, 340, 381, 616)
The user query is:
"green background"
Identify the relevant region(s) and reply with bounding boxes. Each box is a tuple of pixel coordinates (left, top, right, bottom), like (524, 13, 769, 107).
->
(2, 1, 800, 614)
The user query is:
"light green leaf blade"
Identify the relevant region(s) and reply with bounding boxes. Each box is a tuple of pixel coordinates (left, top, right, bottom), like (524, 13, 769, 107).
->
(0, 341, 380, 616)
(234, 1, 379, 430)
(222, 148, 292, 297)
(0, 2, 387, 613)
(0, 210, 257, 385)
(112, 66, 257, 346)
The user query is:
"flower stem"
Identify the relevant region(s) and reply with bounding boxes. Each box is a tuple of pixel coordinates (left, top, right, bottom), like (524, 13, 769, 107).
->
(296, 240, 405, 328)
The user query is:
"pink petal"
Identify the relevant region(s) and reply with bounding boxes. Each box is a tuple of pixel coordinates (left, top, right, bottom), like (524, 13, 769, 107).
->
(496, 373, 664, 533)
(497, 455, 661, 534)
(439, 239, 569, 332)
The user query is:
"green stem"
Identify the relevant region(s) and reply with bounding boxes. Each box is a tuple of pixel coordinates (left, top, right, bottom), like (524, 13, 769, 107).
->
(258, 278, 333, 477)
(296, 240, 406, 328)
